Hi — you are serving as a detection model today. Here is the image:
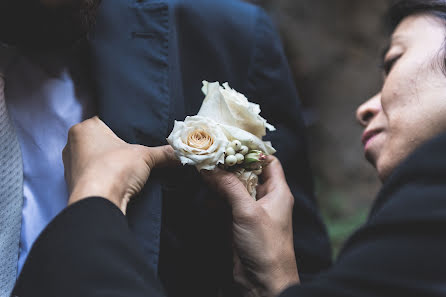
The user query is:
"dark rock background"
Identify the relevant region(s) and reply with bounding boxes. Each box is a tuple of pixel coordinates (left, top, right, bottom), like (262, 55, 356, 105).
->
(249, 0, 393, 253)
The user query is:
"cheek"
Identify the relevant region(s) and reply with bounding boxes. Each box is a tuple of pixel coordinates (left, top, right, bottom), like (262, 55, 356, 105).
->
(381, 72, 417, 115)
(378, 99, 446, 181)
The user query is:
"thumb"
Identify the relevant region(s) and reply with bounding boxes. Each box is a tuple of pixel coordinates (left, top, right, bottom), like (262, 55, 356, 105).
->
(260, 156, 295, 211)
(143, 145, 180, 169)
(262, 156, 288, 187)
(201, 168, 255, 211)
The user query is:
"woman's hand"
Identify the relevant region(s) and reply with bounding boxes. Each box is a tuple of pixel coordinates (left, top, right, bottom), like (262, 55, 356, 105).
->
(202, 156, 300, 297)
(63, 116, 177, 214)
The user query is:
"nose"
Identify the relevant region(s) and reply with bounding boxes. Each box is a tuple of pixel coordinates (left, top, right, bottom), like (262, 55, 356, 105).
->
(356, 93, 381, 127)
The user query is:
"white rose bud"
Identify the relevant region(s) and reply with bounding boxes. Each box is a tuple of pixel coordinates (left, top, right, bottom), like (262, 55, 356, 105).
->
(235, 153, 244, 164)
(239, 145, 249, 155)
(232, 140, 242, 151)
(238, 171, 259, 199)
(225, 155, 237, 166)
(225, 147, 236, 156)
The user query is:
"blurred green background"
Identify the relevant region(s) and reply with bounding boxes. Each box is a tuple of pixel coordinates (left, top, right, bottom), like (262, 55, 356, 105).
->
(249, 0, 393, 257)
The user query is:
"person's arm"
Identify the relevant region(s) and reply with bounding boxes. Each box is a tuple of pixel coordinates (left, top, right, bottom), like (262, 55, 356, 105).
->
(280, 132, 446, 297)
(13, 197, 165, 297)
(13, 117, 177, 297)
(205, 133, 446, 297)
(202, 157, 301, 297)
(244, 8, 332, 280)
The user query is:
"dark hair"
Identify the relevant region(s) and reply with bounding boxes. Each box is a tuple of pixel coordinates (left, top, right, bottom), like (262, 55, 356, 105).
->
(389, 0, 446, 30)
(389, 0, 446, 74)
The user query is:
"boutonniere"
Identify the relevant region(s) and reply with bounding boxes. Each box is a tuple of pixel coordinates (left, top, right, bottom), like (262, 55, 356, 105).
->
(167, 81, 276, 198)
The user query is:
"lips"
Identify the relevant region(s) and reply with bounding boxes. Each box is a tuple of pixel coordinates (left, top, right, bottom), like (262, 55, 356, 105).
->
(362, 129, 382, 147)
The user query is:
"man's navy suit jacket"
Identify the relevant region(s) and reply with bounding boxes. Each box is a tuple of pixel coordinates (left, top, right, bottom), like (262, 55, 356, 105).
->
(88, 0, 331, 295)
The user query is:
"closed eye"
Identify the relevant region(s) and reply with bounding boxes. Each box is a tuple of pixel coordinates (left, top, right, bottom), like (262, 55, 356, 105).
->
(381, 55, 401, 75)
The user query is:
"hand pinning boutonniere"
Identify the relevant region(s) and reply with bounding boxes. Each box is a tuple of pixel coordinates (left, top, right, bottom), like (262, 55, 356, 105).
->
(167, 81, 276, 199)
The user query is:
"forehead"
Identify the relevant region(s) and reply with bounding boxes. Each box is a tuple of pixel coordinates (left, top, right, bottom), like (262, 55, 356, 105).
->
(391, 14, 446, 47)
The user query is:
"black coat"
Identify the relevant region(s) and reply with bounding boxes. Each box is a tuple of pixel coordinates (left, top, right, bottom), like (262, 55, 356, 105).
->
(13, 197, 165, 297)
(14, 132, 446, 297)
(281, 132, 446, 297)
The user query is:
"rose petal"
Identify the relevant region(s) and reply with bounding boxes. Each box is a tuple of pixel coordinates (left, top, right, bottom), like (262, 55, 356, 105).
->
(238, 171, 259, 199)
(219, 124, 276, 155)
(198, 81, 275, 138)
(167, 116, 229, 171)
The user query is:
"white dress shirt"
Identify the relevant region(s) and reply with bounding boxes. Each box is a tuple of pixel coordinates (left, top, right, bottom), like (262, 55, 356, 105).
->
(4, 48, 95, 274)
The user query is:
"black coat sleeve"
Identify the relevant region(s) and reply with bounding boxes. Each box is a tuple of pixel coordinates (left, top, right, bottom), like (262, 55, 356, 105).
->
(12, 197, 165, 297)
(280, 132, 446, 297)
(244, 8, 332, 280)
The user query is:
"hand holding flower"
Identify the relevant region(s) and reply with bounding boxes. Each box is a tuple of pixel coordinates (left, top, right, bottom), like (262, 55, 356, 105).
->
(202, 156, 300, 297)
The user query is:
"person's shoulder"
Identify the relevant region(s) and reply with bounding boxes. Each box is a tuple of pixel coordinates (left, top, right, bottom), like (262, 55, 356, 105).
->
(172, 0, 259, 17)
(170, 0, 264, 33)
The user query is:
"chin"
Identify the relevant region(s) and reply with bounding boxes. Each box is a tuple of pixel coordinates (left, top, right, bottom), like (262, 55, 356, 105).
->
(376, 157, 399, 183)
(377, 169, 389, 183)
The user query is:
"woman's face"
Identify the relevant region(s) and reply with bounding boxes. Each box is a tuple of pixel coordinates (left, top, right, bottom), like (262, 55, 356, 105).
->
(356, 14, 446, 181)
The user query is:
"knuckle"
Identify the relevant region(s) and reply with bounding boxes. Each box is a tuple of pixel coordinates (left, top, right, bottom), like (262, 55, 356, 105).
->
(83, 118, 97, 129)
(220, 174, 238, 188)
(68, 124, 81, 138)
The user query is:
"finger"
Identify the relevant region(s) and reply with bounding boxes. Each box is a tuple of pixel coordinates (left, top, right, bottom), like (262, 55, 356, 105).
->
(262, 155, 288, 187)
(144, 145, 180, 168)
(201, 168, 254, 211)
(259, 156, 294, 207)
(256, 182, 268, 199)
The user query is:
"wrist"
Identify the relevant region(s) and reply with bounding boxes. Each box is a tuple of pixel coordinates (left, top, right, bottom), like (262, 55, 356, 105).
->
(264, 246, 300, 297)
(267, 269, 300, 297)
(68, 175, 126, 213)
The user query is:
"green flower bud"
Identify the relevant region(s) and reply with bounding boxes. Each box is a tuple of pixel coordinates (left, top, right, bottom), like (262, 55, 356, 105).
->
(244, 150, 266, 164)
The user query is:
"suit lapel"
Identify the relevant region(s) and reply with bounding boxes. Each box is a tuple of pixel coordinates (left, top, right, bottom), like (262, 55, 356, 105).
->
(89, 0, 170, 272)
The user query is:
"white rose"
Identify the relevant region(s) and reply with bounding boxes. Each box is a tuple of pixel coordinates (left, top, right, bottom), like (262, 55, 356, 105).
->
(220, 124, 276, 155)
(167, 116, 229, 171)
(234, 168, 259, 199)
(199, 81, 276, 139)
